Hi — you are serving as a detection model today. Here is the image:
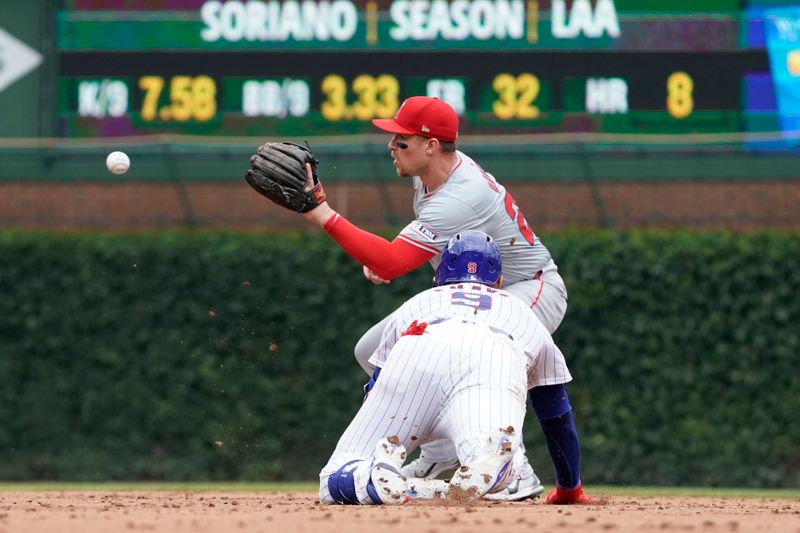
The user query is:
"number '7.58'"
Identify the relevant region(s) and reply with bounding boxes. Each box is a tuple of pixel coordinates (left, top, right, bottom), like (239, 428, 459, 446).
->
(138, 75, 217, 122)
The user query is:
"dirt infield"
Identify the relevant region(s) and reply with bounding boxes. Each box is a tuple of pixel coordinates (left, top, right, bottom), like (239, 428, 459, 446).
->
(1, 491, 798, 533)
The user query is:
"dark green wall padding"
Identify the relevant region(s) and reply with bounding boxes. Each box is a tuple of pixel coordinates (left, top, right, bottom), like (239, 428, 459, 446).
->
(0, 230, 798, 487)
(2, 136, 800, 183)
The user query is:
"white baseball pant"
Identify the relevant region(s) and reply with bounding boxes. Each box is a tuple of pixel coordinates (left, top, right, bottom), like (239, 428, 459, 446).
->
(320, 322, 528, 504)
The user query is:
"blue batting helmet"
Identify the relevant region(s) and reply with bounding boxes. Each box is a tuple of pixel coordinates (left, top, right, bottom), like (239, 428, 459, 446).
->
(433, 230, 502, 287)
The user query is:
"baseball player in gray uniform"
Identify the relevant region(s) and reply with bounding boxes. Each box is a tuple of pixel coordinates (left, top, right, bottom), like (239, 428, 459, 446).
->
(302, 96, 567, 499)
(320, 232, 595, 505)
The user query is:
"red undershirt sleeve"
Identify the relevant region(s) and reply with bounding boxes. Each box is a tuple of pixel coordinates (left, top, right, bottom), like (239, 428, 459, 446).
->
(323, 213, 435, 280)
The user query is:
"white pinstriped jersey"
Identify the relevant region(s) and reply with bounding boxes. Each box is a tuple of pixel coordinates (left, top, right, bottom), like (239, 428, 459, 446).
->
(368, 282, 572, 388)
(397, 151, 556, 285)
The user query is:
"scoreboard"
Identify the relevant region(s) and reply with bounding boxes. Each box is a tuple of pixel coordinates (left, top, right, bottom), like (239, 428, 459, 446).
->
(55, 0, 792, 138)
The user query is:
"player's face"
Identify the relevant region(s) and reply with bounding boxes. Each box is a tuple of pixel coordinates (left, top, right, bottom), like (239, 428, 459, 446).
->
(388, 134, 429, 178)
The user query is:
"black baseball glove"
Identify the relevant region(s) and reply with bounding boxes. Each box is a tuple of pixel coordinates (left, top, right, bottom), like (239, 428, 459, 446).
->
(245, 142, 327, 213)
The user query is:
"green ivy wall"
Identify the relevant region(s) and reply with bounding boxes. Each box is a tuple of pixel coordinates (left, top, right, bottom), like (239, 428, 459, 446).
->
(0, 230, 797, 487)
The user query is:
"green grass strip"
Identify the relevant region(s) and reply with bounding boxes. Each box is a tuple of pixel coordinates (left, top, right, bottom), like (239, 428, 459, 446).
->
(589, 485, 800, 499)
(0, 483, 797, 499)
(0, 482, 316, 492)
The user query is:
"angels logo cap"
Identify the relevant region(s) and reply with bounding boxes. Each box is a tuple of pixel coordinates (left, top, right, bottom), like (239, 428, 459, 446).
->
(372, 96, 459, 142)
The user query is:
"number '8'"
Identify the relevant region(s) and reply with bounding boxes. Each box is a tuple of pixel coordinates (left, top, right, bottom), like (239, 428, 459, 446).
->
(667, 71, 693, 120)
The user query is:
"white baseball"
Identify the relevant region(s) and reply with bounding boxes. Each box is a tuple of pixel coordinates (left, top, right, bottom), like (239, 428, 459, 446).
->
(106, 151, 130, 175)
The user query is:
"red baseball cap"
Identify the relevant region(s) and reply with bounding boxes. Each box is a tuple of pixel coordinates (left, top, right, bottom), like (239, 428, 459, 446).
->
(372, 96, 459, 142)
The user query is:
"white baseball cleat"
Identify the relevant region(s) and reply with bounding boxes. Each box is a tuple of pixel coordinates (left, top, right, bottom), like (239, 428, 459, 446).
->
(370, 463, 410, 505)
(483, 461, 545, 501)
(371, 436, 450, 503)
(400, 455, 460, 479)
(404, 477, 449, 500)
(374, 435, 407, 468)
(449, 426, 518, 500)
(400, 439, 462, 479)
(370, 436, 413, 505)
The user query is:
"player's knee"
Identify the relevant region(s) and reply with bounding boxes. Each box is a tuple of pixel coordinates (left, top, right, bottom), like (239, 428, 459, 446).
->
(353, 336, 368, 363)
(318, 462, 340, 504)
(354, 318, 390, 375)
(354, 335, 377, 375)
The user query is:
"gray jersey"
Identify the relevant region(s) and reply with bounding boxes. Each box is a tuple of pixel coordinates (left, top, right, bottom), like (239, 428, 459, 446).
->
(369, 282, 572, 388)
(397, 151, 555, 285)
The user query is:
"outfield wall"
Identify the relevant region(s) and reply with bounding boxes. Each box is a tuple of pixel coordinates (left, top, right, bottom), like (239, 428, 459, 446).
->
(1, 136, 799, 230)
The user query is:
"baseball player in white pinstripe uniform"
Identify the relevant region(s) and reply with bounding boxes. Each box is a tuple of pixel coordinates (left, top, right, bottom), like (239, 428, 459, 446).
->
(301, 96, 569, 500)
(320, 231, 596, 505)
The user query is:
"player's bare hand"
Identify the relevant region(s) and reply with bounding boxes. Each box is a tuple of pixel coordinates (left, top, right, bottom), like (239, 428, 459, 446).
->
(363, 265, 390, 284)
(304, 162, 314, 191)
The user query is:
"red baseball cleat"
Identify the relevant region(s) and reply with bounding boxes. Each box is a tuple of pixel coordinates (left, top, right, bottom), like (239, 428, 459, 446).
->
(544, 483, 598, 505)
